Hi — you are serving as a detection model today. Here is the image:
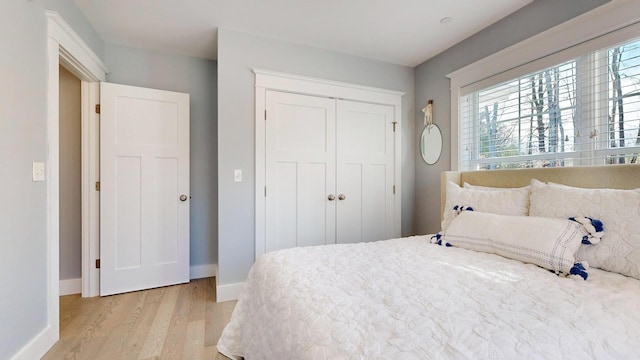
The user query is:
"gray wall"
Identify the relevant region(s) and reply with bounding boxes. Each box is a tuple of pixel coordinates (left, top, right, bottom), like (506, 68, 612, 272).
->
(0, 1, 103, 358)
(217, 28, 415, 286)
(105, 43, 218, 267)
(59, 65, 82, 281)
(413, 0, 610, 235)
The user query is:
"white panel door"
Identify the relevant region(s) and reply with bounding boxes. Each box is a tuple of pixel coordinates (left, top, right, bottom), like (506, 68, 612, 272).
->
(336, 100, 396, 243)
(265, 91, 336, 252)
(100, 82, 190, 296)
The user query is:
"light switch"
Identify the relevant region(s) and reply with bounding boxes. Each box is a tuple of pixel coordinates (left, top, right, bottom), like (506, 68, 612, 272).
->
(234, 169, 242, 182)
(33, 162, 45, 182)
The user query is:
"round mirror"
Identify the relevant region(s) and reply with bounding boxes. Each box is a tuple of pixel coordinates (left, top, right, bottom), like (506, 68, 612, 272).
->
(420, 124, 442, 165)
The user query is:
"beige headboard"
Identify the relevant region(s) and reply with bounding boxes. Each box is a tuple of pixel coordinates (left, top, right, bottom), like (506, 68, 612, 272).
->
(441, 164, 640, 219)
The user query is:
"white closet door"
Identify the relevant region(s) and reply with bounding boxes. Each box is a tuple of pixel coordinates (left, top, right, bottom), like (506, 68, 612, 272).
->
(336, 100, 396, 244)
(100, 82, 190, 296)
(265, 91, 336, 252)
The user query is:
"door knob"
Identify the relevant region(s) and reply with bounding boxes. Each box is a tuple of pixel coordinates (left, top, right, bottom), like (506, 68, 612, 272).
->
(179, 194, 188, 202)
(327, 194, 336, 201)
(338, 194, 346, 201)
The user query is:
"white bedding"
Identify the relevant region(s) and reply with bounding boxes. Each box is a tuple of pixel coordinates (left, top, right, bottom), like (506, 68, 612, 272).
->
(218, 236, 640, 359)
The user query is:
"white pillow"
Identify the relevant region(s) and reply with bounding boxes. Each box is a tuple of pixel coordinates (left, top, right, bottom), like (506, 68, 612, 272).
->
(441, 181, 530, 232)
(529, 179, 640, 279)
(444, 211, 588, 277)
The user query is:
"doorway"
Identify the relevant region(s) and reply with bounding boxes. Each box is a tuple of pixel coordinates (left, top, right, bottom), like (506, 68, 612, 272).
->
(37, 11, 108, 357)
(58, 65, 82, 296)
(44, 13, 190, 358)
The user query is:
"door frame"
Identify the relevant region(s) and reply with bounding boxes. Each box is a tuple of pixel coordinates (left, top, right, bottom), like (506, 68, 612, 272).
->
(22, 11, 107, 360)
(48, 11, 107, 300)
(253, 69, 404, 259)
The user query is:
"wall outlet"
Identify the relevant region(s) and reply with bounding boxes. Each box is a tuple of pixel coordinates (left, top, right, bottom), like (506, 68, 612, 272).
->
(33, 162, 45, 182)
(234, 169, 242, 182)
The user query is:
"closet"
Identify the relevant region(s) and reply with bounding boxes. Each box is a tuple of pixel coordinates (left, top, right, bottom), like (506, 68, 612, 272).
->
(255, 71, 402, 255)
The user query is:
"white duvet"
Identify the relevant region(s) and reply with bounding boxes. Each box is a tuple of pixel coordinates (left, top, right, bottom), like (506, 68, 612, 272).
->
(218, 236, 640, 359)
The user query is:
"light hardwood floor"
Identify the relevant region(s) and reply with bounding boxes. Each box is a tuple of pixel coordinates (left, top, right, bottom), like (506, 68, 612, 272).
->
(43, 277, 236, 360)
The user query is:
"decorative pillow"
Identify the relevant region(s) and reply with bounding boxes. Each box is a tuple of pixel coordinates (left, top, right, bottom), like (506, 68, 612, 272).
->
(529, 179, 640, 280)
(463, 182, 530, 192)
(443, 211, 589, 279)
(441, 181, 530, 232)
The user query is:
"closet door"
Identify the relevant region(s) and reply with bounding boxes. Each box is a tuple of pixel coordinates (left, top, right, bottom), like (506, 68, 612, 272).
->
(336, 100, 396, 243)
(265, 91, 336, 252)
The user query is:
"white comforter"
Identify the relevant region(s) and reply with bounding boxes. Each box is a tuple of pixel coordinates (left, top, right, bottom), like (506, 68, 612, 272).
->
(217, 236, 640, 359)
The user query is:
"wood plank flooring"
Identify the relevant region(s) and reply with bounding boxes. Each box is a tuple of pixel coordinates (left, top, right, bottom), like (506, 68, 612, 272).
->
(43, 277, 236, 360)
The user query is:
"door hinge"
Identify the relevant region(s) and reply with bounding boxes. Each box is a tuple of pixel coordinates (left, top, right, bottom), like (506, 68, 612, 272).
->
(264, 186, 267, 197)
(264, 110, 267, 120)
(95, 104, 101, 114)
(95, 181, 100, 191)
(392, 121, 397, 132)
(95, 259, 101, 269)
(393, 185, 396, 194)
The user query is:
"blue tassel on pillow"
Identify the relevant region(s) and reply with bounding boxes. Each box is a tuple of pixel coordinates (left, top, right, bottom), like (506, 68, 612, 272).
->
(452, 205, 474, 216)
(568, 217, 604, 244)
(430, 233, 451, 247)
(589, 218, 604, 232)
(568, 261, 589, 281)
(581, 235, 590, 245)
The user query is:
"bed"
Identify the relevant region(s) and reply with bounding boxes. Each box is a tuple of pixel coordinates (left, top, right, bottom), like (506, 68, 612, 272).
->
(218, 164, 640, 359)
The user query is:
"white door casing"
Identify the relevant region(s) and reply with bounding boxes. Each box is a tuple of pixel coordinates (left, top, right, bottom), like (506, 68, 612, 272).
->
(30, 11, 107, 360)
(254, 69, 404, 261)
(265, 91, 337, 252)
(100, 82, 190, 296)
(336, 100, 396, 244)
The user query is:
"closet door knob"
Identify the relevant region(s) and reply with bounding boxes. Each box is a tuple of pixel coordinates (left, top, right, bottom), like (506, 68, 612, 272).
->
(327, 194, 336, 201)
(338, 194, 346, 201)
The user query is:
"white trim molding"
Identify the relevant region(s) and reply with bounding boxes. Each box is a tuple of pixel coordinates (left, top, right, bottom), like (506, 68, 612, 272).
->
(190, 264, 219, 280)
(10, 325, 57, 360)
(46, 9, 106, 302)
(253, 69, 404, 105)
(446, 0, 640, 170)
(253, 69, 404, 260)
(81, 82, 101, 298)
(47, 11, 107, 82)
(14, 11, 108, 360)
(216, 282, 245, 303)
(59, 278, 82, 296)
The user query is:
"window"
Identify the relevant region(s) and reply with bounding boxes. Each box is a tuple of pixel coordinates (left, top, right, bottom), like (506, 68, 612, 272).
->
(459, 36, 640, 170)
(606, 40, 640, 164)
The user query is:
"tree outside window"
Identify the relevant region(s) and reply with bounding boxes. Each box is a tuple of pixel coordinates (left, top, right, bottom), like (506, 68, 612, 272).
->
(464, 37, 640, 170)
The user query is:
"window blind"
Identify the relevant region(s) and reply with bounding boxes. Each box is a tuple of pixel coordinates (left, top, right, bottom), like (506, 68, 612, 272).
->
(458, 36, 640, 170)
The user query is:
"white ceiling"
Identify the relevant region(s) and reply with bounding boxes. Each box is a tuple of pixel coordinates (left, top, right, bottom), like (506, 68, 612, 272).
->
(74, 0, 532, 67)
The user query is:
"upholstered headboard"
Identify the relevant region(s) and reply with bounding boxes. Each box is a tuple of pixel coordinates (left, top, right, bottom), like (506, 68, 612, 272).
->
(441, 164, 640, 219)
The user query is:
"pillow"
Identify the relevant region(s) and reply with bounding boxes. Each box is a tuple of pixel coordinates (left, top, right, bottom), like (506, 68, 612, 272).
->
(443, 211, 589, 278)
(441, 181, 530, 232)
(463, 182, 530, 192)
(529, 179, 640, 279)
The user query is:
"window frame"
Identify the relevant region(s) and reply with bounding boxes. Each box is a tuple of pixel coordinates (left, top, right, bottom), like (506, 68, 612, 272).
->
(447, 0, 640, 170)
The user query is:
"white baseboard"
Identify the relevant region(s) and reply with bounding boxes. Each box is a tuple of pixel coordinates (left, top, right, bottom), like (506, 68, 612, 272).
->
(59, 278, 82, 296)
(57, 265, 217, 297)
(10, 324, 57, 360)
(216, 282, 245, 302)
(190, 264, 218, 280)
